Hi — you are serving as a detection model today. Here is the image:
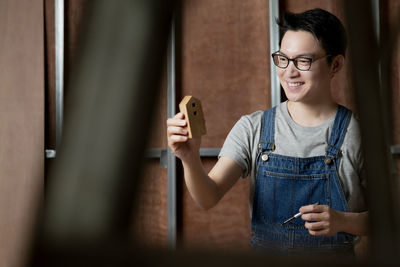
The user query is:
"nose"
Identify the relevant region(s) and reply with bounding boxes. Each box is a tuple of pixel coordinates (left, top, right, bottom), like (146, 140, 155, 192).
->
(285, 60, 300, 77)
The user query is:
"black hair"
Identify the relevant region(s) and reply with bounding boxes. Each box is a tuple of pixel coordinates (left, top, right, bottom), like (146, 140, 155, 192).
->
(277, 8, 347, 61)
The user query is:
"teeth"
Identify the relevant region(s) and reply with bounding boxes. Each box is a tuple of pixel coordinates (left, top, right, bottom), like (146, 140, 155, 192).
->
(288, 82, 304, 86)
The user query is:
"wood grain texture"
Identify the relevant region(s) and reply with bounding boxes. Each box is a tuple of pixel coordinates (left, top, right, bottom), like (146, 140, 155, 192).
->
(179, 0, 270, 249)
(132, 160, 168, 248)
(132, 66, 167, 246)
(385, 0, 400, 213)
(179, 96, 207, 138)
(181, 158, 251, 250)
(386, 0, 400, 146)
(181, 0, 271, 148)
(0, 0, 44, 266)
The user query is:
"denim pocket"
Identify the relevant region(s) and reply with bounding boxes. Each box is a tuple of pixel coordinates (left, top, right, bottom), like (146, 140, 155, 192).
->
(258, 171, 330, 227)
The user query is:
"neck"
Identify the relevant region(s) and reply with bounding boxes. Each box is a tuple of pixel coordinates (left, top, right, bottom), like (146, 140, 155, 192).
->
(286, 99, 338, 127)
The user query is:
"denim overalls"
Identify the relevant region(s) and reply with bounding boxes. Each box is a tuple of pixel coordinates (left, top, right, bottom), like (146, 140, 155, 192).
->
(250, 105, 355, 255)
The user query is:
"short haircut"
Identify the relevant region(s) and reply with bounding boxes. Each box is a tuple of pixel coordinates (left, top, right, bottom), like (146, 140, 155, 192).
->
(277, 8, 347, 60)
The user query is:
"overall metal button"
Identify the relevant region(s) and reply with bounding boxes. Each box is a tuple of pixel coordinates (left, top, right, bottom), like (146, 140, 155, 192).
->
(324, 157, 332, 165)
(261, 154, 269, 161)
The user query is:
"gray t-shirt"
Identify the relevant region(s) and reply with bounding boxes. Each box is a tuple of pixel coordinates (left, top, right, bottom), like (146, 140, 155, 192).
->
(219, 101, 367, 214)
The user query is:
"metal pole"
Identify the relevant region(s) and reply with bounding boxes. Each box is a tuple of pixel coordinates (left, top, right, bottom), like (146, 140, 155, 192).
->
(269, 0, 280, 107)
(372, 0, 383, 98)
(167, 19, 177, 249)
(55, 0, 64, 150)
(372, 0, 380, 41)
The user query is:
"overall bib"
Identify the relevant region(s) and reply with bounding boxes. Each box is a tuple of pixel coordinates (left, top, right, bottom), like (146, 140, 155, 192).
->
(250, 105, 355, 255)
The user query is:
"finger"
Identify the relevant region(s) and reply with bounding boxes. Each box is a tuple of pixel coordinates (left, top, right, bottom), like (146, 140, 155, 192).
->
(172, 112, 185, 121)
(175, 112, 184, 119)
(167, 126, 188, 137)
(169, 135, 188, 143)
(308, 229, 329, 236)
(299, 204, 328, 214)
(167, 117, 187, 127)
(305, 221, 327, 231)
(301, 212, 326, 222)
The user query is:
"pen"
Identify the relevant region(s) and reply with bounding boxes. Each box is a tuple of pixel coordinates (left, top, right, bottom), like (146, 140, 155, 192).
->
(281, 202, 319, 225)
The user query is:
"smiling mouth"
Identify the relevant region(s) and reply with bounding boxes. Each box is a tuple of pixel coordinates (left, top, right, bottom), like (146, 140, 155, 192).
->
(288, 82, 305, 87)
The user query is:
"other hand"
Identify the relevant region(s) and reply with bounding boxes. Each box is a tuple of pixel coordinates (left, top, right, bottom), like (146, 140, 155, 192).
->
(300, 204, 343, 236)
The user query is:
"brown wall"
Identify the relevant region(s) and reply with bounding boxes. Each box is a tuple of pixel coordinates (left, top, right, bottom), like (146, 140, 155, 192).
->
(133, 160, 168, 248)
(385, 0, 400, 212)
(385, 1, 400, 153)
(133, 68, 168, 248)
(179, 0, 270, 250)
(0, 1, 44, 266)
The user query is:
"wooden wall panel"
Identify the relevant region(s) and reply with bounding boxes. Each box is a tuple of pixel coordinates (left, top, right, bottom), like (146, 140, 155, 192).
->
(180, 0, 269, 249)
(385, 0, 400, 212)
(181, 0, 271, 148)
(182, 159, 250, 250)
(0, 1, 44, 266)
(386, 0, 400, 149)
(132, 160, 168, 248)
(133, 68, 167, 247)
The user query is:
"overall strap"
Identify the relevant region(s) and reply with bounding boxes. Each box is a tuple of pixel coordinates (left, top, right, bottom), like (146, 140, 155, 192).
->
(259, 106, 276, 152)
(325, 105, 352, 160)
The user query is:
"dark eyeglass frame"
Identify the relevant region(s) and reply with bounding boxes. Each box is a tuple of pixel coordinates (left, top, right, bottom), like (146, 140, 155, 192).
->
(271, 51, 331, 71)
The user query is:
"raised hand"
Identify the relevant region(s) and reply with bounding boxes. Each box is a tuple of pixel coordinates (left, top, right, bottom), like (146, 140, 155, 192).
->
(167, 112, 201, 161)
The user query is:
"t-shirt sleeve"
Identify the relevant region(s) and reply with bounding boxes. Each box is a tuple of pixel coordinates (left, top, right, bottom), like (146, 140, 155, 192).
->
(344, 114, 368, 212)
(218, 115, 254, 179)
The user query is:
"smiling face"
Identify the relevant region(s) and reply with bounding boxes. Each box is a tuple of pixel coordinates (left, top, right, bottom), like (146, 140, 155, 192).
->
(277, 30, 338, 105)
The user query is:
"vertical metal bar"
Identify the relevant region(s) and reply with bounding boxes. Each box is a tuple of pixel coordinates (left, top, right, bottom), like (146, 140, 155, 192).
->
(55, 0, 64, 149)
(167, 19, 177, 249)
(372, 0, 382, 88)
(372, 0, 380, 41)
(269, 0, 280, 107)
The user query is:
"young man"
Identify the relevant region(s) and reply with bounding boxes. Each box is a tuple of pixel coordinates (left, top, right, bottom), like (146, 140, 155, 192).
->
(167, 8, 368, 254)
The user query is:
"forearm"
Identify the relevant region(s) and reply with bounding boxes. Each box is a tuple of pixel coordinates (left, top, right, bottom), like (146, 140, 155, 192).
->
(181, 154, 221, 210)
(339, 211, 369, 236)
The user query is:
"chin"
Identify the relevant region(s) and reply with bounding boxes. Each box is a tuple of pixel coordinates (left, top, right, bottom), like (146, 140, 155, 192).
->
(283, 91, 303, 102)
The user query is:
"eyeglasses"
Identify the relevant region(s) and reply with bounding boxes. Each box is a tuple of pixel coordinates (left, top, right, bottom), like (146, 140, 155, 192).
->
(271, 52, 331, 71)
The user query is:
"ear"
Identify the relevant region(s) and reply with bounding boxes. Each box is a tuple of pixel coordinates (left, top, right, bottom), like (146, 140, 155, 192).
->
(330, 55, 344, 77)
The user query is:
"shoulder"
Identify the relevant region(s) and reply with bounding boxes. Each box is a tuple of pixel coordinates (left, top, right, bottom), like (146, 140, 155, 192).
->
(234, 110, 264, 132)
(342, 107, 362, 149)
(346, 112, 362, 139)
(239, 103, 284, 125)
(240, 110, 264, 122)
(342, 111, 364, 169)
